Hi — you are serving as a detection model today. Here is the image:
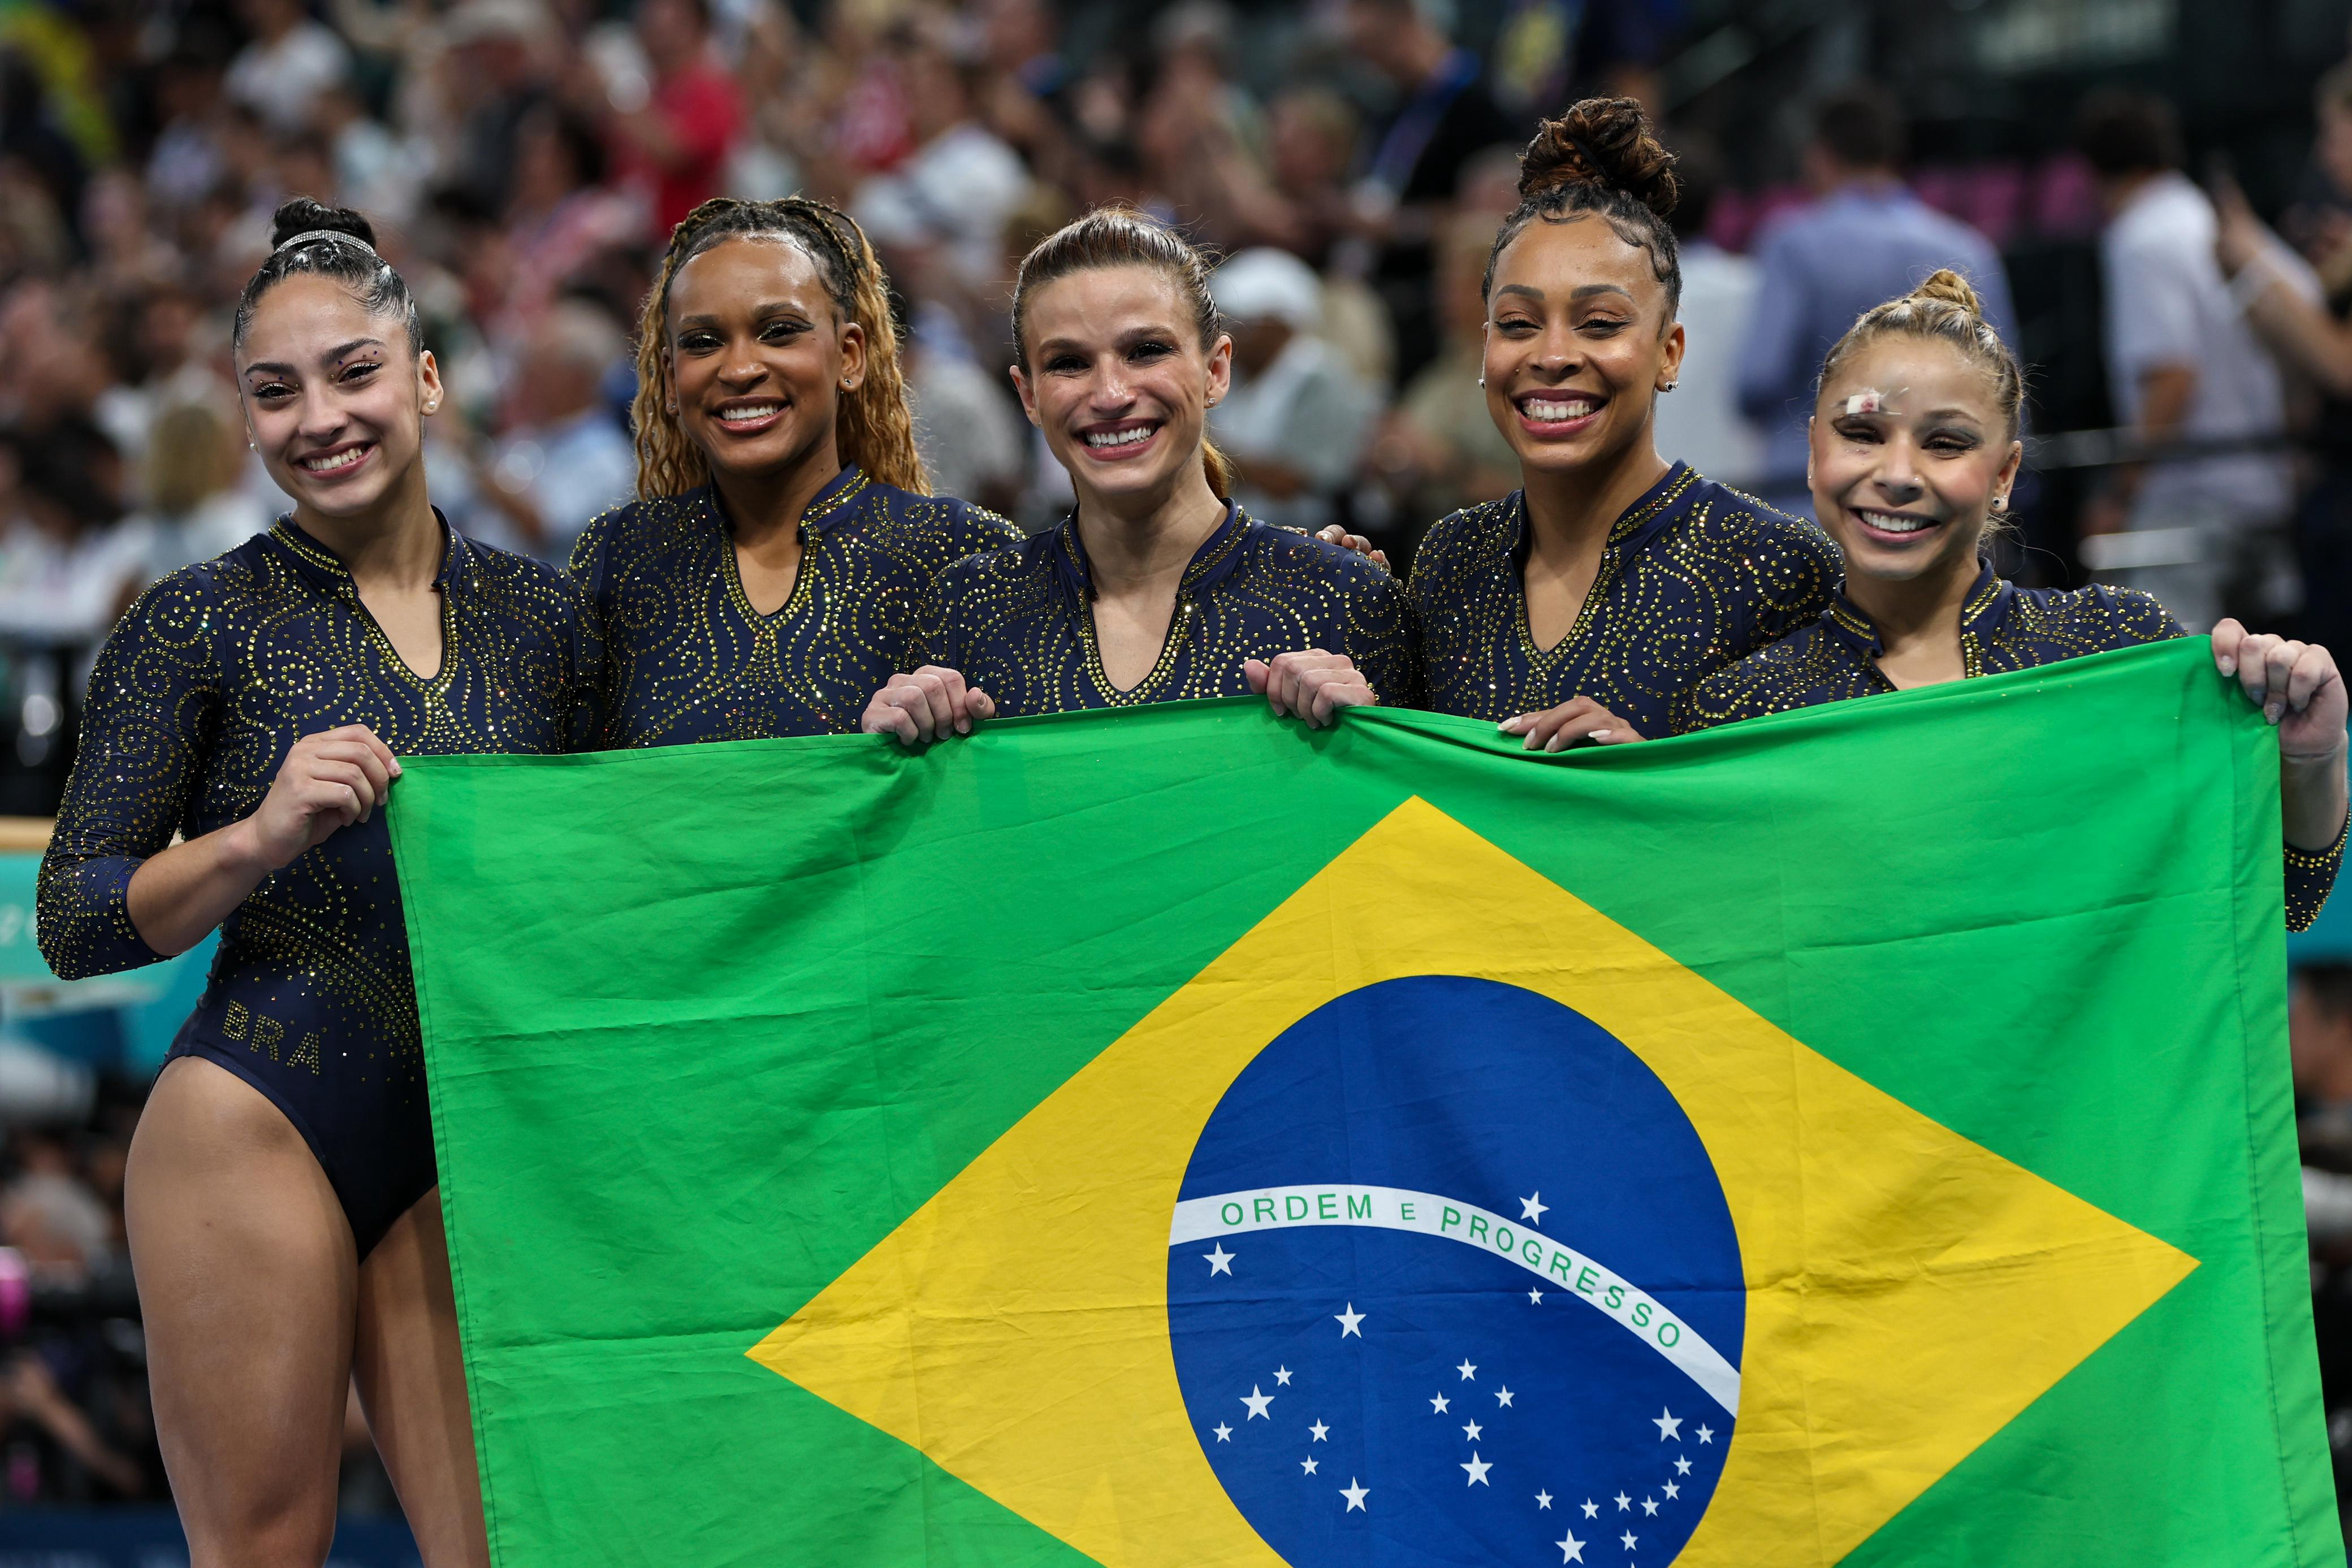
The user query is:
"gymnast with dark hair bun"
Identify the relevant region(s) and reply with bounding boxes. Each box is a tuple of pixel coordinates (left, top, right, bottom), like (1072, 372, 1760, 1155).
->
(568, 196, 1021, 747)
(1407, 97, 1842, 748)
(36, 198, 574, 1563)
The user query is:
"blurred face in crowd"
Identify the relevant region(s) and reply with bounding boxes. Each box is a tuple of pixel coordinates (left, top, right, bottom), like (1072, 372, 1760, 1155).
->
(1808, 335, 2021, 591)
(1481, 215, 1682, 482)
(1013, 263, 1230, 514)
(636, 0, 706, 75)
(665, 236, 865, 491)
(237, 273, 440, 525)
(2321, 99, 2352, 200)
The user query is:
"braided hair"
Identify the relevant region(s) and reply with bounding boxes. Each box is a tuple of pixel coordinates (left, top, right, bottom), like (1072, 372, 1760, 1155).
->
(1484, 97, 1683, 318)
(631, 196, 927, 499)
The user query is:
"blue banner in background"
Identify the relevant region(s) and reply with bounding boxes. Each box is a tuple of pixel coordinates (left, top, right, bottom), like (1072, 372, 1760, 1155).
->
(0, 1510, 417, 1565)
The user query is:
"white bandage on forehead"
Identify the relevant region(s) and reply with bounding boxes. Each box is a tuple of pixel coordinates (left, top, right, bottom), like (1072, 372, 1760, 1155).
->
(1840, 387, 1905, 417)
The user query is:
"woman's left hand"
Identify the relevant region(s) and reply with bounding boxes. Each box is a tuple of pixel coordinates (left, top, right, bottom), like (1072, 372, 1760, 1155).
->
(2213, 620, 2347, 755)
(1499, 698, 1645, 751)
(2213, 619, 2350, 850)
(1315, 525, 1391, 572)
(1244, 651, 1377, 727)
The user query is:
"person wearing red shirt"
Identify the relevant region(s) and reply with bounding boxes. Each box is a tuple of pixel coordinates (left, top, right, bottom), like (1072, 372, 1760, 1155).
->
(606, 0, 743, 240)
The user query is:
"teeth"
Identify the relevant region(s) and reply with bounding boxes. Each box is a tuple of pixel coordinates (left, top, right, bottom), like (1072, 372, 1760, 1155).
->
(1858, 510, 1932, 534)
(719, 404, 781, 422)
(301, 447, 366, 472)
(1523, 399, 1598, 422)
(1084, 426, 1156, 448)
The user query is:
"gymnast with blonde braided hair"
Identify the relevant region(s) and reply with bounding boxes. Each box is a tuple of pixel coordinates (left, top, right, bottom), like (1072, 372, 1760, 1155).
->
(570, 196, 1019, 745)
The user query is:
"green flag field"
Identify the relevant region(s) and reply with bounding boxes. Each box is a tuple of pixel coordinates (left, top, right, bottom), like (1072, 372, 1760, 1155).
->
(388, 636, 2338, 1567)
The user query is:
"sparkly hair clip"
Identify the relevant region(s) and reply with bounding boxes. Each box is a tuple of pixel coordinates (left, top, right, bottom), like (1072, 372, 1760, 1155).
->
(275, 229, 378, 258)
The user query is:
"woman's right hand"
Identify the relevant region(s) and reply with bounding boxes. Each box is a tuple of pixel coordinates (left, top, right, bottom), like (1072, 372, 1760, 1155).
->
(860, 666, 996, 745)
(235, 724, 400, 872)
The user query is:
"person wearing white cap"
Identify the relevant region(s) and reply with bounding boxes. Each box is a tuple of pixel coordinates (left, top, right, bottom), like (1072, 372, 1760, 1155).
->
(1206, 247, 1380, 536)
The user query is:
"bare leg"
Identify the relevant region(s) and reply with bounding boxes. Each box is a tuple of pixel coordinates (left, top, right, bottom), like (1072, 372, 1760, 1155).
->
(355, 1188, 489, 1568)
(126, 1056, 356, 1568)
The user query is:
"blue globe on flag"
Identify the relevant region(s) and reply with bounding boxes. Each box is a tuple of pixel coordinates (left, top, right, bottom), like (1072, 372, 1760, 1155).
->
(1166, 975, 1744, 1565)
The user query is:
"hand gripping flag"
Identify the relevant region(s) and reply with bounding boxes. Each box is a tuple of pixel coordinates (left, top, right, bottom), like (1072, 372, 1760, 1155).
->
(390, 639, 2338, 1567)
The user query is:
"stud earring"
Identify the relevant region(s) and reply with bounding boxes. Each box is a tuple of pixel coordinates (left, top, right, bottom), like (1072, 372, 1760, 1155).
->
(1476, 375, 1485, 387)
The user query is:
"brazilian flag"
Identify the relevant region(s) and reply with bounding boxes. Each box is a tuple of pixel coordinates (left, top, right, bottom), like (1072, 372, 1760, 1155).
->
(389, 638, 2336, 1566)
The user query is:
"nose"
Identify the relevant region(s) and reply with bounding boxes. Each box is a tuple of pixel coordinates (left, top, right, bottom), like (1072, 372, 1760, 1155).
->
(717, 350, 767, 389)
(1084, 357, 1136, 415)
(295, 390, 346, 447)
(1872, 440, 1925, 503)
(1531, 320, 1585, 379)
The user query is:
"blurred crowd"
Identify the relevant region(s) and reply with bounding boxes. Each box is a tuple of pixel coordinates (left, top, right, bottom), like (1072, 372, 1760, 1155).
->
(7, 0, 2352, 1521)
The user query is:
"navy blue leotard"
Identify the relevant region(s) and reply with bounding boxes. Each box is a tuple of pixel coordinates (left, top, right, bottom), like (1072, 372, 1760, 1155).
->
(1679, 564, 2346, 930)
(37, 519, 574, 1255)
(569, 467, 1019, 745)
(918, 502, 1420, 713)
(1407, 461, 1840, 735)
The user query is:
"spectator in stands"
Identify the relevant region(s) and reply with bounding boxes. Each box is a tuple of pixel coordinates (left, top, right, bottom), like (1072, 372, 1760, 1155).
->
(1653, 142, 1762, 491)
(1208, 247, 1379, 536)
(474, 300, 635, 559)
(1377, 211, 1519, 547)
(2295, 963, 2352, 1527)
(128, 401, 270, 580)
(2081, 89, 2303, 632)
(852, 24, 1031, 309)
(596, 0, 743, 239)
(1735, 84, 2016, 519)
(223, 0, 351, 136)
(1344, 0, 1523, 380)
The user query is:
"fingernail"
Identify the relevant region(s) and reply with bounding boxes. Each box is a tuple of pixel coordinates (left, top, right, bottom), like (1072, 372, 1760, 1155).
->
(1592, 730, 1612, 740)
(2219, 659, 2236, 674)
(390, 760, 403, 776)
(2268, 701, 2286, 723)
(957, 719, 970, 734)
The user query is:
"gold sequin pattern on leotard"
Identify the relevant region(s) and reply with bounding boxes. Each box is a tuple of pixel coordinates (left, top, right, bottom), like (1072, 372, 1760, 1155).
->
(1408, 464, 1841, 736)
(37, 522, 574, 1084)
(570, 471, 1021, 745)
(918, 508, 1420, 715)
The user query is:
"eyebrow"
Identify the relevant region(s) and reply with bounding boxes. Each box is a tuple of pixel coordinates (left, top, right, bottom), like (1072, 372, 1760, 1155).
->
(1035, 324, 1183, 356)
(243, 337, 386, 378)
(676, 303, 808, 329)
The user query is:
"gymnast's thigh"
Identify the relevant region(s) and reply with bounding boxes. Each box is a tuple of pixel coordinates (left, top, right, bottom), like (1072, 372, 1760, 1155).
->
(126, 1054, 359, 1568)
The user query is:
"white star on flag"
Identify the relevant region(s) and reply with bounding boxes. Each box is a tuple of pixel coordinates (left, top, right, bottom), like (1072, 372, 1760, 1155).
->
(1641, 1496, 1658, 1517)
(1536, 1490, 1554, 1510)
(1520, 1192, 1549, 1224)
(1301, 1457, 1318, 1475)
(1556, 1530, 1586, 1563)
(1462, 1452, 1491, 1487)
(1309, 1420, 1330, 1443)
(1528, 1288, 1544, 1305)
(1203, 1244, 1234, 1276)
(1663, 1481, 1680, 1500)
(1456, 1359, 1477, 1380)
(1697, 1424, 1715, 1444)
(1614, 1492, 1631, 1511)
(1495, 1387, 1515, 1407)
(1213, 1423, 1232, 1443)
(1463, 1419, 1483, 1441)
(1334, 1303, 1365, 1338)
(1240, 1386, 1273, 1420)
(1580, 1498, 1599, 1519)
(1620, 1531, 1638, 1551)
(1341, 1478, 1369, 1512)
(1430, 1393, 1450, 1414)
(1653, 1409, 1681, 1441)
(1674, 1457, 1692, 1476)
(1273, 1366, 1292, 1386)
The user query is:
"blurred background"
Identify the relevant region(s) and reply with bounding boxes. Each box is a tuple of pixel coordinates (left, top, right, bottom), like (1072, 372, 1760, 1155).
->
(3, 0, 2352, 1558)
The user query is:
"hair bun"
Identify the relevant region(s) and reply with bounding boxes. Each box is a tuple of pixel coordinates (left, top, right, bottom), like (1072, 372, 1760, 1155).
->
(1518, 97, 1680, 219)
(269, 196, 378, 253)
(1909, 268, 1982, 316)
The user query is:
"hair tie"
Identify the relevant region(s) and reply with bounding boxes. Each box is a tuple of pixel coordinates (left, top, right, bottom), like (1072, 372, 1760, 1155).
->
(276, 228, 377, 258)
(1564, 131, 1607, 181)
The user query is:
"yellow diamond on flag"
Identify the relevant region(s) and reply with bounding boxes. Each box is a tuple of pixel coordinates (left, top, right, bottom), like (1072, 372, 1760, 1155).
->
(749, 795, 2196, 1565)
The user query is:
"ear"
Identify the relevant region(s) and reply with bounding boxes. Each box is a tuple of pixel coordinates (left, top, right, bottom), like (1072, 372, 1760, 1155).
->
(1009, 364, 1041, 428)
(416, 349, 443, 415)
(836, 320, 868, 392)
(1203, 332, 1234, 410)
(1655, 318, 1687, 391)
(1804, 414, 1816, 493)
(1996, 436, 2024, 499)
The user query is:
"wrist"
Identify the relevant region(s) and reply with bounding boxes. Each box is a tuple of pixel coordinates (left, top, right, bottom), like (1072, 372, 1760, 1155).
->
(218, 816, 282, 880)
